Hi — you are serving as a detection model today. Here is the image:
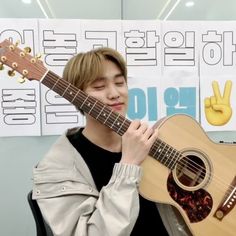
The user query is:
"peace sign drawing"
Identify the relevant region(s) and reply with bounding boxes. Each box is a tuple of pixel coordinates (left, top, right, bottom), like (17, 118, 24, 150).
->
(204, 80, 232, 126)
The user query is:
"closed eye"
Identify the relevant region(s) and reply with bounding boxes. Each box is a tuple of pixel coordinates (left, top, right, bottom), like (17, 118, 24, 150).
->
(115, 82, 125, 86)
(93, 85, 105, 89)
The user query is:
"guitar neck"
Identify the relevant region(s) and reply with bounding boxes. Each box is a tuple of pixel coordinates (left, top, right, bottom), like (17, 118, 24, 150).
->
(42, 70, 181, 170)
(42, 70, 130, 136)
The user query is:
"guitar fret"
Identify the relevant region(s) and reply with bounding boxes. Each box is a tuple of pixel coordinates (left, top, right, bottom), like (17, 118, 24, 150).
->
(96, 105, 105, 119)
(163, 147, 174, 166)
(96, 107, 110, 124)
(61, 84, 71, 97)
(164, 147, 171, 162)
(168, 150, 176, 168)
(117, 117, 126, 134)
(51, 77, 60, 91)
(103, 109, 113, 125)
(158, 143, 168, 162)
(71, 90, 80, 103)
(150, 139, 179, 170)
(80, 95, 89, 110)
(153, 140, 163, 158)
(111, 113, 120, 128)
(170, 152, 181, 169)
(88, 100, 97, 114)
(41, 71, 180, 171)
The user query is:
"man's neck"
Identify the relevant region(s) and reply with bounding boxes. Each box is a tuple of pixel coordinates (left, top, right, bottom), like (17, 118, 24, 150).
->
(82, 119, 122, 153)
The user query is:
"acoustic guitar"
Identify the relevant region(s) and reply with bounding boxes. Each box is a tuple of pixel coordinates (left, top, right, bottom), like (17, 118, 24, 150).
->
(0, 39, 235, 236)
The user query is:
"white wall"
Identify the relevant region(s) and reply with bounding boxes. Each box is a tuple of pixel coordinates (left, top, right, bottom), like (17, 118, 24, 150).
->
(1, 0, 236, 235)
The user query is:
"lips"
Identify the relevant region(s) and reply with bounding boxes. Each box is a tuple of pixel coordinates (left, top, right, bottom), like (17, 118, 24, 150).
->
(108, 103, 124, 110)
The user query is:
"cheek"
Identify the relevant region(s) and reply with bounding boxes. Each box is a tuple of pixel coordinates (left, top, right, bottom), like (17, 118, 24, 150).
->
(90, 92, 105, 101)
(84, 89, 103, 101)
(121, 89, 129, 100)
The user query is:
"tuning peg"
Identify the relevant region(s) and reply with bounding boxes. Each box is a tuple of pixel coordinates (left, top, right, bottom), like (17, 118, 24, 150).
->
(18, 70, 29, 83)
(1, 56, 7, 63)
(30, 53, 42, 63)
(18, 76, 26, 84)
(9, 40, 20, 51)
(8, 69, 15, 77)
(22, 69, 29, 76)
(0, 62, 4, 70)
(36, 53, 42, 59)
(20, 47, 32, 57)
(24, 47, 31, 53)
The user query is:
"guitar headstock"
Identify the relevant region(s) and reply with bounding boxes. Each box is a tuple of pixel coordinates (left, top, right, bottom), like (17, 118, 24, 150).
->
(0, 39, 47, 83)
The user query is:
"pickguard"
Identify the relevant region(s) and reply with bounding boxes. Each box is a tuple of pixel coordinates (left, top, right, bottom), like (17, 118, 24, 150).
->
(167, 173, 213, 223)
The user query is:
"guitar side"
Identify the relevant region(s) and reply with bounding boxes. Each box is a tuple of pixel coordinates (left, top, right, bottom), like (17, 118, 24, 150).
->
(139, 114, 236, 236)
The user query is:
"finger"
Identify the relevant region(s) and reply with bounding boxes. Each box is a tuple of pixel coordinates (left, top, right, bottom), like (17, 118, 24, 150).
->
(129, 120, 141, 130)
(204, 97, 210, 108)
(142, 126, 154, 139)
(210, 96, 217, 105)
(212, 81, 222, 99)
(213, 104, 232, 116)
(223, 80, 232, 102)
(137, 122, 149, 134)
(212, 104, 223, 112)
(147, 128, 158, 144)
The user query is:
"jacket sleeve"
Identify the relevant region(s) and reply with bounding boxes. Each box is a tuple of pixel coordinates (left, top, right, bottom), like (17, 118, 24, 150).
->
(34, 163, 142, 236)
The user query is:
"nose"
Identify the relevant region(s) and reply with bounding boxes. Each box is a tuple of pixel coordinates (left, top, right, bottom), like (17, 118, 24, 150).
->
(107, 84, 120, 100)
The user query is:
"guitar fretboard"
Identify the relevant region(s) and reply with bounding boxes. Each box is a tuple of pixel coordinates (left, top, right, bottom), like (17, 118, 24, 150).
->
(42, 70, 182, 170)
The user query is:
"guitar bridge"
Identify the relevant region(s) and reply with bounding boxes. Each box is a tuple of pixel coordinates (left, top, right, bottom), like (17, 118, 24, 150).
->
(214, 176, 236, 220)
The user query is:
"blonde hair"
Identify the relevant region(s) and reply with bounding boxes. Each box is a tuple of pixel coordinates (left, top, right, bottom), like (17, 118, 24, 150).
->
(63, 47, 127, 91)
(62, 47, 127, 114)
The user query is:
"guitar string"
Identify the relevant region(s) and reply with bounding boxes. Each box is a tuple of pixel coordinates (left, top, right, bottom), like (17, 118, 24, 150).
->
(43, 72, 235, 193)
(47, 76, 236, 194)
(20, 59, 235, 193)
(4, 47, 225, 183)
(45, 74, 210, 176)
(4, 46, 234, 193)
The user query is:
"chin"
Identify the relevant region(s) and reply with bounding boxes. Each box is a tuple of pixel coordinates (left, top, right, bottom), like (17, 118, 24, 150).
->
(118, 109, 127, 116)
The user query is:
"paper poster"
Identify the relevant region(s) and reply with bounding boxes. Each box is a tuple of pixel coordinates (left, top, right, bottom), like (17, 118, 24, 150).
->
(121, 20, 162, 77)
(127, 76, 160, 126)
(160, 71, 199, 120)
(160, 21, 200, 120)
(0, 19, 40, 136)
(1, 19, 236, 136)
(38, 19, 84, 135)
(199, 22, 236, 131)
(79, 19, 122, 51)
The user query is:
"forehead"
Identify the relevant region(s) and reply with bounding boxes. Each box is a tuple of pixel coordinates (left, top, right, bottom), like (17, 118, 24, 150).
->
(101, 59, 121, 70)
(83, 58, 125, 90)
(97, 60, 122, 77)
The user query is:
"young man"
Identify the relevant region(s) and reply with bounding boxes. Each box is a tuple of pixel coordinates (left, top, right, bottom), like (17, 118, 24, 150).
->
(32, 47, 190, 235)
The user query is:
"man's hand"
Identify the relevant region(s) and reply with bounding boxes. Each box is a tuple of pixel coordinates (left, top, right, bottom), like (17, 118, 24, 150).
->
(120, 120, 158, 165)
(204, 80, 232, 126)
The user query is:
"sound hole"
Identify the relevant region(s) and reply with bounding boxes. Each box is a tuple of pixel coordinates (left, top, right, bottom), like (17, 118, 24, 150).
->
(173, 151, 210, 191)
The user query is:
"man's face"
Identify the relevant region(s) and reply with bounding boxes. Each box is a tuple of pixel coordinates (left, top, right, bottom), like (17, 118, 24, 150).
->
(84, 59, 128, 117)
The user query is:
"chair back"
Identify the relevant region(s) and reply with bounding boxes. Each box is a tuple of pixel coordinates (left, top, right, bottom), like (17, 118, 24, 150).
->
(27, 190, 53, 236)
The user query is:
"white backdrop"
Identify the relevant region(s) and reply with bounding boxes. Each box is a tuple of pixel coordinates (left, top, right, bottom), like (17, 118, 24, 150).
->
(1, 19, 236, 136)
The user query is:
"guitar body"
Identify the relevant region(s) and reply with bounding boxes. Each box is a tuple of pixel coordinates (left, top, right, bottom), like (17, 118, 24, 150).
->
(139, 114, 236, 236)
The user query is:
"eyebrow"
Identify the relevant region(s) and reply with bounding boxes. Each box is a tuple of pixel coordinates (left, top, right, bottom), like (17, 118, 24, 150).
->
(114, 73, 124, 78)
(97, 73, 124, 81)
